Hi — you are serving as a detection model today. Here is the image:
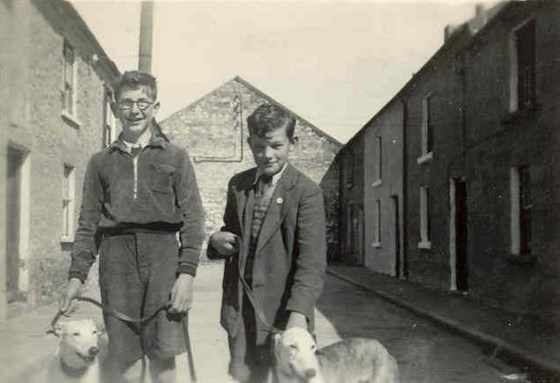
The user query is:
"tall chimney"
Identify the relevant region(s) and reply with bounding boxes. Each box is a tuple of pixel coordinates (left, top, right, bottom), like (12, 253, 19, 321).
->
(138, 1, 154, 73)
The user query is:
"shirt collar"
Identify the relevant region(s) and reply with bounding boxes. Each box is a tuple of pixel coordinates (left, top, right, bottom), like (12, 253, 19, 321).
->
(109, 129, 168, 153)
(252, 163, 288, 187)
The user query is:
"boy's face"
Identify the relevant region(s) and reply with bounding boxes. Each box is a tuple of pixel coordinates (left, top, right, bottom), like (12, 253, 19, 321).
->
(248, 125, 296, 177)
(114, 85, 159, 138)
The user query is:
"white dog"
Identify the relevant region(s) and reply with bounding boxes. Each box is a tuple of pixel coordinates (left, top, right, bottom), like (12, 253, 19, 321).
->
(45, 319, 102, 383)
(272, 327, 399, 383)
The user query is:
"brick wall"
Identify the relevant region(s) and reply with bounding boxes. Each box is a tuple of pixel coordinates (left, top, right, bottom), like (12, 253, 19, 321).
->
(161, 77, 341, 257)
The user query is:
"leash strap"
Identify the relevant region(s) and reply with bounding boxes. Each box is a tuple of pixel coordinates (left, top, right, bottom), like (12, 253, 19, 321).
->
(48, 296, 167, 334)
(236, 240, 280, 335)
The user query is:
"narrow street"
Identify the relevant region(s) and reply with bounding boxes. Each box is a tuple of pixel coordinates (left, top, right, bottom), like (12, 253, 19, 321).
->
(20, 262, 532, 383)
(182, 263, 531, 382)
(316, 274, 529, 383)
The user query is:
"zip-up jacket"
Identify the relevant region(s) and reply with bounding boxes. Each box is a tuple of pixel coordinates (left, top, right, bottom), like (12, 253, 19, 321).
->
(68, 132, 205, 283)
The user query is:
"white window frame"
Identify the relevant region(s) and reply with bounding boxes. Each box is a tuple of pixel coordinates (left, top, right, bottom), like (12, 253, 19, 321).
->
(62, 164, 75, 242)
(61, 40, 80, 127)
(372, 136, 382, 187)
(417, 93, 434, 165)
(103, 88, 117, 147)
(372, 199, 381, 248)
(418, 186, 431, 249)
(346, 152, 355, 189)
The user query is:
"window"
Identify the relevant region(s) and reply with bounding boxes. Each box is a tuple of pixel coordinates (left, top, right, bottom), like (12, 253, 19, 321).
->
(373, 199, 381, 247)
(345, 152, 355, 188)
(103, 88, 116, 147)
(419, 186, 431, 249)
(511, 166, 531, 255)
(510, 20, 536, 113)
(62, 40, 77, 116)
(62, 165, 75, 241)
(373, 136, 382, 186)
(418, 94, 434, 164)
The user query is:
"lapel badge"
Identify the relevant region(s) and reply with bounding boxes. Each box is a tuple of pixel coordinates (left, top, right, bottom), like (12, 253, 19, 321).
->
(276, 197, 284, 205)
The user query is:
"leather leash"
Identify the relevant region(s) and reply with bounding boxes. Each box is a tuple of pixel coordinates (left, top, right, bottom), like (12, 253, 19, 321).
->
(48, 296, 197, 382)
(236, 239, 281, 336)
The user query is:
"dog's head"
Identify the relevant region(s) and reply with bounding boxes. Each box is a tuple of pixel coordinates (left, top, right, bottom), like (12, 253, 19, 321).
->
(54, 319, 100, 370)
(274, 327, 320, 382)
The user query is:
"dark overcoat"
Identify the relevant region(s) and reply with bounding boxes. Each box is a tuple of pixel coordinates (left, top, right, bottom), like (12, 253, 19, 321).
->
(207, 163, 327, 352)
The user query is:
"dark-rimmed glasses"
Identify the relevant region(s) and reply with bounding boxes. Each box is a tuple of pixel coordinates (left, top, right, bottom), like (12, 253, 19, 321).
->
(117, 100, 155, 112)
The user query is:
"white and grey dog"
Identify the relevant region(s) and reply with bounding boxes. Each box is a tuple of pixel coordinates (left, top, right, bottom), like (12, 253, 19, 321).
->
(45, 319, 102, 383)
(272, 327, 399, 383)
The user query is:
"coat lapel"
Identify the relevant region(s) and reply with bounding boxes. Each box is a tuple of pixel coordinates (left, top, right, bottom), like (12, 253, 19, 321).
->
(255, 164, 298, 256)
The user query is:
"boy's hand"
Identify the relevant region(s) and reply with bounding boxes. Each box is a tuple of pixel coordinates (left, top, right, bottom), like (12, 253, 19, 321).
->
(59, 278, 82, 314)
(210, 231, 239, 256)
(169, 274, 194, 315)
(286, 311, 308, 329)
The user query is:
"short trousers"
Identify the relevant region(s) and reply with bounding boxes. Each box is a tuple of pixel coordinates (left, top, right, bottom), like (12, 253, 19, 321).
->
(98, 231, 186, 367)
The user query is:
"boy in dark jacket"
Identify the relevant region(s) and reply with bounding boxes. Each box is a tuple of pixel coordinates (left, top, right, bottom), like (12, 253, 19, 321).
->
(208, 103, 327, 383)
(60, 71, 204, 383)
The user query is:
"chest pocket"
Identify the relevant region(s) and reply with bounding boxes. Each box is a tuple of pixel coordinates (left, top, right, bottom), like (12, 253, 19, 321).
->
(150, 163, 175, 194)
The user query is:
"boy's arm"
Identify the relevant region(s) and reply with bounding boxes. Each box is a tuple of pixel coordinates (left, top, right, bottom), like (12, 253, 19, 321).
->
(175, 149, 205, 275)
(207, 180, 239, 259)
(286, 186, 327, 323)
(68, 156, 103, 283)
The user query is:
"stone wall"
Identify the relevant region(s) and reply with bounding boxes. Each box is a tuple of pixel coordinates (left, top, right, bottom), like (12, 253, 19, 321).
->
(161, 77, 341, 258)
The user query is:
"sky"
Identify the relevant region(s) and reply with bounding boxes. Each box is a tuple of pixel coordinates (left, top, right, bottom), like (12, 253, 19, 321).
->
(70, 0, 496, 143)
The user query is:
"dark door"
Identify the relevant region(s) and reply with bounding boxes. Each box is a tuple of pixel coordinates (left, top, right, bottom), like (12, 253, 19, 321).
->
(391, 196, 400, 278)
(455, 180, 468, 291)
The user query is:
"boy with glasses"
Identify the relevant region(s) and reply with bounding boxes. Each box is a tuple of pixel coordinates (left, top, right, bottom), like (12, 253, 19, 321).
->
(60, 70, 205, 383)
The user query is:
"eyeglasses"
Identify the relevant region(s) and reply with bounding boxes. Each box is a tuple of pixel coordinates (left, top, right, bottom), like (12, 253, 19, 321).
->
(117, 100, 155, 112)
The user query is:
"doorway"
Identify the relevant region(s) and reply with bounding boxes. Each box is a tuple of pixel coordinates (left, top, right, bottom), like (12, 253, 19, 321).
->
(6, 146, 29, 302)
(449, 178, 468, 292)
(391, 196, 401, 278)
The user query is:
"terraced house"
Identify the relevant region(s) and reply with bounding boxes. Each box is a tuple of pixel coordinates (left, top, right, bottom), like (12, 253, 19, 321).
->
(0, 0, 120, 324)
(336, 1, 560, 322)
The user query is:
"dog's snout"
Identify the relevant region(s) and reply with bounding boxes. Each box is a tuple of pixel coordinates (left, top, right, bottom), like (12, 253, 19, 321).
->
(88, 346, 99, 356)
(304, 368, 317, 378)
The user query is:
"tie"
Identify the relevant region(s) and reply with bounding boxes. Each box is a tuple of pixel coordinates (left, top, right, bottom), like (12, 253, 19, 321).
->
(257, 174, 272, 197)
(131, 144, 142, 157)
(250, 174, 273, 242)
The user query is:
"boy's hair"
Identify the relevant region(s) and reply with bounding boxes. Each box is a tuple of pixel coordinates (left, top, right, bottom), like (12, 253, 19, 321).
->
(114, 70, 157, 101)
(247, 104, 296, 139)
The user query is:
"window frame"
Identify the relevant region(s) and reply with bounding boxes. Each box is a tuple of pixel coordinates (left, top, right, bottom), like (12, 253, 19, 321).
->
(510, 165, 532, 256)
(418, 185, 431, 249)
(417, 93, 434, 165)
(509, 19, 536, 114)
(61, 164, 75, 242)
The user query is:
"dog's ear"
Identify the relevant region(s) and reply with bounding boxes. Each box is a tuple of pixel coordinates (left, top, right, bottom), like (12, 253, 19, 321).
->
(273, 332, 282, 344)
